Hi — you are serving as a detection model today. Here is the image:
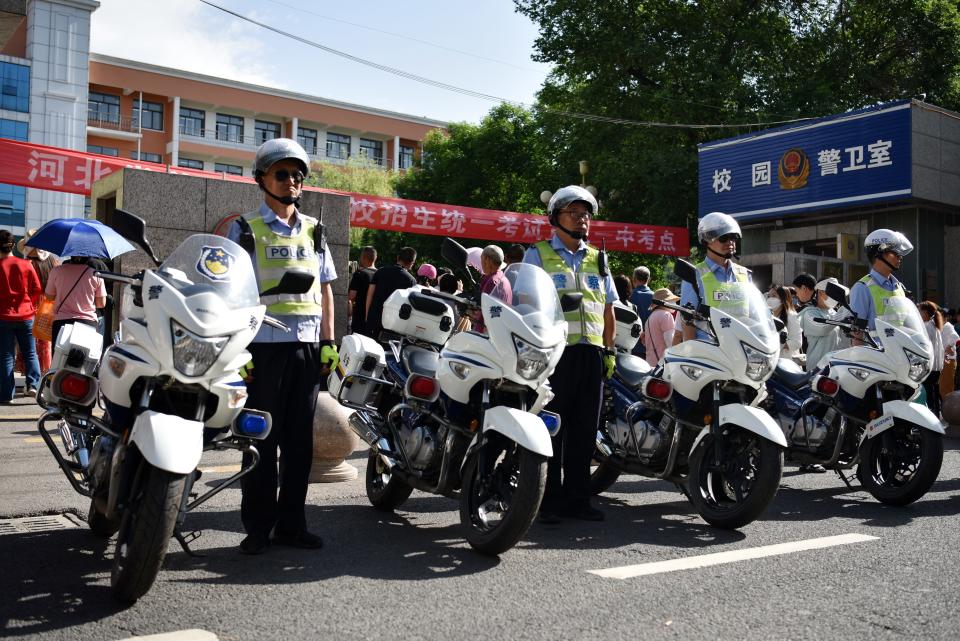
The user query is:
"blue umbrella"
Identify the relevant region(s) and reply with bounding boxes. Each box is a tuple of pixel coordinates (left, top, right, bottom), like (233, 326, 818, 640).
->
(25, 218, 136, 259)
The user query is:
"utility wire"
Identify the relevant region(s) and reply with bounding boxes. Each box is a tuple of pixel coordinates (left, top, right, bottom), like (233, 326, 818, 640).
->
(199, 0, 814, 130)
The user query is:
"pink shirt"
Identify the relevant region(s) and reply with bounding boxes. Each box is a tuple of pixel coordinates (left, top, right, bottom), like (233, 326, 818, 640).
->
(644, 308, 675, 367)
(45, 263, 106, 323)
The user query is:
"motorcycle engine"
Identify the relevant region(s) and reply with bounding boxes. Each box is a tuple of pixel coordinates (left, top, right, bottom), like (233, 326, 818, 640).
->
(607, 415, 668, 460)
(788, 408, 837, 448)
(397, 414, 440, 471)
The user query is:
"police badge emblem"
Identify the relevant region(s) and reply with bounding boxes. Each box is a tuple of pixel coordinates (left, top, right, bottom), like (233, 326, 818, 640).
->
(197, 245, 236, 281)
(778, 148, 810, 190)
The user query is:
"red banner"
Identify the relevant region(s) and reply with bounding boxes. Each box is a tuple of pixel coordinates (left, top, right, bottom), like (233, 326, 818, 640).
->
(0, 138, 689, 255)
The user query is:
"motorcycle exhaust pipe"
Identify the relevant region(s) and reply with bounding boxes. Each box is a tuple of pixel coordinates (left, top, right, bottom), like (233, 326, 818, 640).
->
(595, 430, 614, 458)
(348, 412, 381, 448)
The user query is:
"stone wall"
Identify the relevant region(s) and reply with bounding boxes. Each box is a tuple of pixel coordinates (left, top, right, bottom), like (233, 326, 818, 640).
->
(91, 168, 351, 340)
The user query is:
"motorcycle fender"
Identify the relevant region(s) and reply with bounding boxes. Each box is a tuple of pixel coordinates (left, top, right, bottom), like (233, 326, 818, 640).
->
(692, 404, 788, 449)
(860, 400, 945, 444)
(461, 406, 554, 473)
(129, 410, 204, 475)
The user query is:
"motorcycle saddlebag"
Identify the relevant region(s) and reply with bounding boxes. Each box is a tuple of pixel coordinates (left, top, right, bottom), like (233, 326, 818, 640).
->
(328, 333, 386, 407)
(381, 286, 454, 345)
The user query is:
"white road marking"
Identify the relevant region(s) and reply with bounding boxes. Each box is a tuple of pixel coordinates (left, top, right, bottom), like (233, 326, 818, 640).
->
(114, 629, 218, 641)
(589, 533, 879, 579)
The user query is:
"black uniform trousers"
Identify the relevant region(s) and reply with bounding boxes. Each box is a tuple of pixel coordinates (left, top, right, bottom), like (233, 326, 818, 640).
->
(542, 342, 604, 511)
(241, 341, 321, 537)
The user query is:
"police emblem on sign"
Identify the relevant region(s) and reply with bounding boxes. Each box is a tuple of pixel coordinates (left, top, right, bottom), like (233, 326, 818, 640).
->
(778, 148, 810, 190)
(197, 246, 236, 281)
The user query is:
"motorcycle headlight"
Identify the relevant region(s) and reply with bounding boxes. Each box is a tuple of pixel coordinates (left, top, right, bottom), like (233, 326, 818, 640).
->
(513, 335, 551, 380)
(904, 348, 931, 382)
(170, 319, 230, 377)
(741, 342, 774, 382)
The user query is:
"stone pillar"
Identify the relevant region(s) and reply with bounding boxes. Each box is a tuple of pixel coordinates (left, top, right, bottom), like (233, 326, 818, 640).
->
(309, 392, 360, 483)
(941, 391, 960, 438)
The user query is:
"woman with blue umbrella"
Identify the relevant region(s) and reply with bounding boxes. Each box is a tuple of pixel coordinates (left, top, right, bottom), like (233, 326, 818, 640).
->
(26, 218, 135, 343)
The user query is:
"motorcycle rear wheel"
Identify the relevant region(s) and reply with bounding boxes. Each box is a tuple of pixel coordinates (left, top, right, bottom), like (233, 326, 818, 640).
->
(688, 429, 783, 530)
(589, 458, 622, 495)
(460, 435, 547, 556)
(110, 465, 186, 603)
(365, 450, 413, 511)
(857, 423, 943, 506)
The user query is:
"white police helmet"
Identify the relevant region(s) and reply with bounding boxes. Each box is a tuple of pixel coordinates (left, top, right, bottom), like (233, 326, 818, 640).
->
(547, 185, 598, 225)
(253, 138, 310, 177)
(864, 228, 913, 262)
(697, 211, 741, 244)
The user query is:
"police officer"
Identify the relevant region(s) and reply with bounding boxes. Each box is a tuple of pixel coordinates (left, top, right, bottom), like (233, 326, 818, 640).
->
(227, 138, 338, 555)
(849, 229, 913, 344)
(680, 212, 752, 341)
(523, 185, 617, 523)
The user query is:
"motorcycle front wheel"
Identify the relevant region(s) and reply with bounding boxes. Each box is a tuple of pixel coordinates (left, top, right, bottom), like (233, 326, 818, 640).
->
(110, 464, 186, 603)
(459, 435, 546, 556)
(365, 449, 413, 511)
(857, 423, 943, 506)
(688, 429, 784, 530)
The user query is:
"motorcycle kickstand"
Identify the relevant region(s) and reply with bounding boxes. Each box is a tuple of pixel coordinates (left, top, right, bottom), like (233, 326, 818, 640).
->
(174, 528, 204, 557)
(836, 469, 857, 489)
(674, 482, 692, 503)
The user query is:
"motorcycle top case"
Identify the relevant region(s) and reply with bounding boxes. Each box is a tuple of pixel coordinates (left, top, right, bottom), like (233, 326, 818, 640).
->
(329, 333, 386, 406)
(51, 321, 103, 376)
(381, 287, 454, 345)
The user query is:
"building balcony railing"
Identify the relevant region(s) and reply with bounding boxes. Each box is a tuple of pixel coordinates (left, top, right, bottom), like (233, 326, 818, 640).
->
(87, 114, 139, 132)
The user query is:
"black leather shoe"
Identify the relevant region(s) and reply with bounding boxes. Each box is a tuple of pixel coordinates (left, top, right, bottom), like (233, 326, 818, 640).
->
(239, 533, 270, 555)
(273, 529, 324, 549)
(563, 504, 605, 522)
(538, 510, 562, 525)
(799, 463, 827, 474)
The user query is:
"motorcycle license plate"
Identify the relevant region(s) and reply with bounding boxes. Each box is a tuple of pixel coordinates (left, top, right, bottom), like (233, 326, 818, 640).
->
(865, 414, 895, 439)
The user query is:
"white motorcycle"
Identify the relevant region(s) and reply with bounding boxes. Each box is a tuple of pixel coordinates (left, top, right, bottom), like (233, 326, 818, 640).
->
(36, 210, 308, 603)
(330, 238, 576, 555)
(764, 281, 944, 504)
(592, 259, 787, 529)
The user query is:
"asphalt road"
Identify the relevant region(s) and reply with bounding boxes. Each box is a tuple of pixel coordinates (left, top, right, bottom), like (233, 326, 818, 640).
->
(2, 396, 959, 641)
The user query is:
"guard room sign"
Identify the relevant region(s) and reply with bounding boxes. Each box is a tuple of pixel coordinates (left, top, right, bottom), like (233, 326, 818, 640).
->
(697, 100, 912, 222)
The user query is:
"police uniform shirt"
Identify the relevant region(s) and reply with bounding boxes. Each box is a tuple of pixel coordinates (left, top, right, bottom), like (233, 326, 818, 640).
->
(679, 255, 752, 341)
(227, 202, 337, 343)
(849, 268, 902, 331)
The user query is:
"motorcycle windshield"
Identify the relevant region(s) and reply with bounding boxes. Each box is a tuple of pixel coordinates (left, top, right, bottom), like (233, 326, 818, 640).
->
(877, 296, 931, 349)
(157, 234, 260, 310)
(500, 263, 564, 324)
(715, 281, 779, 351)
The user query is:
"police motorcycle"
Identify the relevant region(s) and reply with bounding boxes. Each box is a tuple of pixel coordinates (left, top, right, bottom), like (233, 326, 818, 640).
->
(590, 259, 786, 529)
(35, 209, 311, 603)
(763, 281, 944, 505)
(330, 238, 577, 555)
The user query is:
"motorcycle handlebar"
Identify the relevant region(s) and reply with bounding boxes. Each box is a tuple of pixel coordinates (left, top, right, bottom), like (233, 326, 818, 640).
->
(95, 270, 141, 286)
(262, 316, 290, 332)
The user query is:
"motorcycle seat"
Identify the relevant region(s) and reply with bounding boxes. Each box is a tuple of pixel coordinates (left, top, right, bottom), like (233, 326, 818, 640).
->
(402, 347, 439, 378)
(772, 359, 814, 390)
(615, 353, 651, 389)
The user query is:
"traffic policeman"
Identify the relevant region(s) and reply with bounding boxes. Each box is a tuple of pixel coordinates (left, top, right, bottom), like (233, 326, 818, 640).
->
(523, 185, 617, 523)
(849, 228, 913, 342)
(227, 138, 338, 555)
(680, 212, 752, 341)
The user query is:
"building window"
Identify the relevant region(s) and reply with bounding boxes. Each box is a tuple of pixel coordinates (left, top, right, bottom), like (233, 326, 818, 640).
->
(0, 118, 28, 141)
(298, 127, 318, 155)
(0, 61, 29, 113)
(132, 100, 164, 131)
(131, 151, 162, 163)
(215, 162, 243, 176)
(326, 132, 350, 160)
(87, 144, 119, 156)
(216, 114, 244, 143)
(178, 157, 203, 170)
(255, 120, 281, 146)
(359, 138, 384, 165)
(399, 145, 415, 170)
(88, 91, 121, 125)
(180, 107, 205, 137)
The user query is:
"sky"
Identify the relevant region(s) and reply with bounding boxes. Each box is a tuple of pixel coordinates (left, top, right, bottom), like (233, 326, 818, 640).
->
(90, 0, 554, 124)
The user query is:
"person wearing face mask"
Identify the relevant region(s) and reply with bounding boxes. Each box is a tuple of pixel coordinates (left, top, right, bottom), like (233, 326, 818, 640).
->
(680, 212, 751, 342)
(800, 278, 845, 373)
(766, 285, 802, 362)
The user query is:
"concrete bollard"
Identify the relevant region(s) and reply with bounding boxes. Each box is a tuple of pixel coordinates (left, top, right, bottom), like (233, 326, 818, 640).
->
(309, 392, 361, 482)
(941, 391, 960, 438)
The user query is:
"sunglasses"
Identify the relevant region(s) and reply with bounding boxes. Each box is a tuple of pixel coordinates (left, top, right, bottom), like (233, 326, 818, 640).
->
(717, 233, 740, 243)
(271, 169, 305, 183)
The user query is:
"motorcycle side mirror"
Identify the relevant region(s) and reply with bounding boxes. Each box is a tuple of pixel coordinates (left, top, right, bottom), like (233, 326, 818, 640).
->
(825, 282, 849, 307)
(673, 258, 698, 286)
(560, 292, 583, 313)
(112, 209, 161, 266)
(260, 271, 315, 297)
